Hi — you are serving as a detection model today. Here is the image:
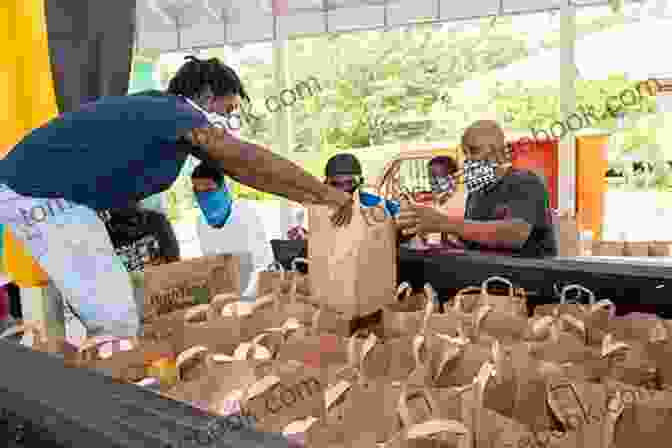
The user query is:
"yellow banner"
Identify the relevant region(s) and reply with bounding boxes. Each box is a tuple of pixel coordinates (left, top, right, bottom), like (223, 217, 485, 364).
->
(0, 0, 59, 286)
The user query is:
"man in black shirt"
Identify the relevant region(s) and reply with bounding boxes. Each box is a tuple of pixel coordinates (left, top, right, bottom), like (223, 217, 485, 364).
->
(396, 120, 557, 257)
(100, 203, 180, 272)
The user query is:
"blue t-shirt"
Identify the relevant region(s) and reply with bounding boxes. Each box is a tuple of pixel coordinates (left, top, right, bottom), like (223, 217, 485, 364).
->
(0, 93, 209, 210)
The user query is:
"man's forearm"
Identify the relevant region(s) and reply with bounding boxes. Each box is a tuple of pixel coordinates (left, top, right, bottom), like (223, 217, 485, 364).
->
(436, 217, 532, 249)
(189, 128, 345, 207)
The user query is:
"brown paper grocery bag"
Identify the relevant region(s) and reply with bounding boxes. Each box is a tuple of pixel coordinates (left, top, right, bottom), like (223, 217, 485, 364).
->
(593, 241, 626, 256)
(308, 191, 397, 319)
(543, 379, 625, 448)
(142, 254, 240, 324)
(649, 241, 672, 256)
(534, 285, 615, 347)
(239, 360, 325, 433)
(605, 379, 672, 448)
(450, 277, 527, 317)
(323, 334, 403, 444)
(172, 293, 246, 354)
(73, 335, 179, 383)
(624, 241, 650, 257)
(599, 334, 659, 388)
(160, 345, 269, 416)
(382, 383, 471, 448)
(382, 283, 435, 339)
(281, 417, 347, 448)
(257, 260, 311, 297)
(425, 330, 495, 388)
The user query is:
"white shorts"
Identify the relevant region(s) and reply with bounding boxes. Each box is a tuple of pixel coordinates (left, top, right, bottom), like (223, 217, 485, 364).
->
(0, 184, 139, 337)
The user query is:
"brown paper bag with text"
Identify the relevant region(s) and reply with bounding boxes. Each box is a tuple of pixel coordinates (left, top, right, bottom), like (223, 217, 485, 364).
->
(308, 191, 397, 319)
(142, 254, 240, 334)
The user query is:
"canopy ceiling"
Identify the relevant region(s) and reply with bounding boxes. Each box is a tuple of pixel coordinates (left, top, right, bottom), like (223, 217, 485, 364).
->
(135, 0, 641, 52)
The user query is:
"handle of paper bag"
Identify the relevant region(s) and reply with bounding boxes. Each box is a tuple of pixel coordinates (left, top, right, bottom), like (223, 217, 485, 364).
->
(420, 283, 437, 337)
(559, 284, 595, 306)
(397, 382, 441, 429)
(396, 282, 412, 303)
(530, 312, 587, 344)
(347, 330, 379, 383)
(175, 345, 209, 381)
(402, 420, 471, 448)
(182, 304, 211, 323)
(452, 287, 482, 312)
(396, 382, 472, 448)
(481, 276, 514, 298)
(233, 333, 275, 361)
(289, 258, 309, 305)
(210, 292, 243, 317)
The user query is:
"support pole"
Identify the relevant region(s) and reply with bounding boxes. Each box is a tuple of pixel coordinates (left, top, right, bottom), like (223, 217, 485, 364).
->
(559, 0, 577, 215)
(272, 16, 296, 236)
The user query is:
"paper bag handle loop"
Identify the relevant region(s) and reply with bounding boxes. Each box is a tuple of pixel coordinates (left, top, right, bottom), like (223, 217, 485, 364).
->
(396, 282, 412, 302)
(404, 419, 471, 448)
(560, 284, 596, 305)
(420, 283, 437, 337)
(175, 345, 209, 380)
(481, 276, 514, 297)
(452, 287, 482, 312)
(397, 382, 441, 429)
(289, 258, 309, 305)
(347, 330, 378, 382)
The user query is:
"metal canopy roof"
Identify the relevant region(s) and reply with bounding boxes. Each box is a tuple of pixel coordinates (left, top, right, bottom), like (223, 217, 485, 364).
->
(135, 0, 631, 51)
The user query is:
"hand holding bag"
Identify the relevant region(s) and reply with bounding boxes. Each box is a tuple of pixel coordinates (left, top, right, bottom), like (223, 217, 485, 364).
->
(308, 190, 397, 319)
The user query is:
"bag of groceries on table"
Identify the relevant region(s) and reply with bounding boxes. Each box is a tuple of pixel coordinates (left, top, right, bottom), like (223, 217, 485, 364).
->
(308, 190, 397, 319)
(258, 260, 311, 298)
(447, 276, 528, 317)
(141, 254, 241, 339)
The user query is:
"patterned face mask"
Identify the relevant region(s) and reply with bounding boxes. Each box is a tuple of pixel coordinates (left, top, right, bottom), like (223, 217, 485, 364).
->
(430, 175, 456, 195)
(463, 159, 499, 194)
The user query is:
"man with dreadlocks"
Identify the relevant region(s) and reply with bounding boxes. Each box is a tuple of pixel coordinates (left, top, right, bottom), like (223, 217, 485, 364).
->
(0, 56, 353, 338)
(397, 120, 557, 257)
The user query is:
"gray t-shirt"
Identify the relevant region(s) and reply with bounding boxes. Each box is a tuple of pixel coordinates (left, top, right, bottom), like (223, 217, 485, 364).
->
(463, 169, 558, 257)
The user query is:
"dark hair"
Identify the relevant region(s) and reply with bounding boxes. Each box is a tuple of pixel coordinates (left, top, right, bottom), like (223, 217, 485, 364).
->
(191, 163, 224, 186)
(325, 153, 363, 177)
(428, 156, 458, 175)
(167, 56, 249, 102)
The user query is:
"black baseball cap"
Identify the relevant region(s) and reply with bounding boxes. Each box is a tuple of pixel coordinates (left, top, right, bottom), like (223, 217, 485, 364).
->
(192, 162, 224, 186)
(325, 153, 362, 177)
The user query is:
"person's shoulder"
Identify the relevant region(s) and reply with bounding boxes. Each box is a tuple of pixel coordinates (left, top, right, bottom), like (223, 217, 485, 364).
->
(503, 169, 547, 190)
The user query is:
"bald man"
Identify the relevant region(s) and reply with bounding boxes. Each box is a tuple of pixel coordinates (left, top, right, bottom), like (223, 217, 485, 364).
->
(396, 120, 557, 257)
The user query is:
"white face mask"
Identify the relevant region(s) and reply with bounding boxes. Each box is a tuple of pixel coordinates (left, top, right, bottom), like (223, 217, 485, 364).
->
(183, 96, 241, 137)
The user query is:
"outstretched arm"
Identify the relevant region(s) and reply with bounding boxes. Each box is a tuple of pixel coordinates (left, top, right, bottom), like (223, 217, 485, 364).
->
(185, 127, 353, 225)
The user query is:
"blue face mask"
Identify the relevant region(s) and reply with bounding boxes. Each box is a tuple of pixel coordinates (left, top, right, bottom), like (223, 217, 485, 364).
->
(195, 182, 233, 228)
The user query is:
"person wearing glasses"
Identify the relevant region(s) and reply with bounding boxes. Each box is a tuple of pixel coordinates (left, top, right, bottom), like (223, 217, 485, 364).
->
(0, 56, 353, 338)
(396, 120, 557, 257)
